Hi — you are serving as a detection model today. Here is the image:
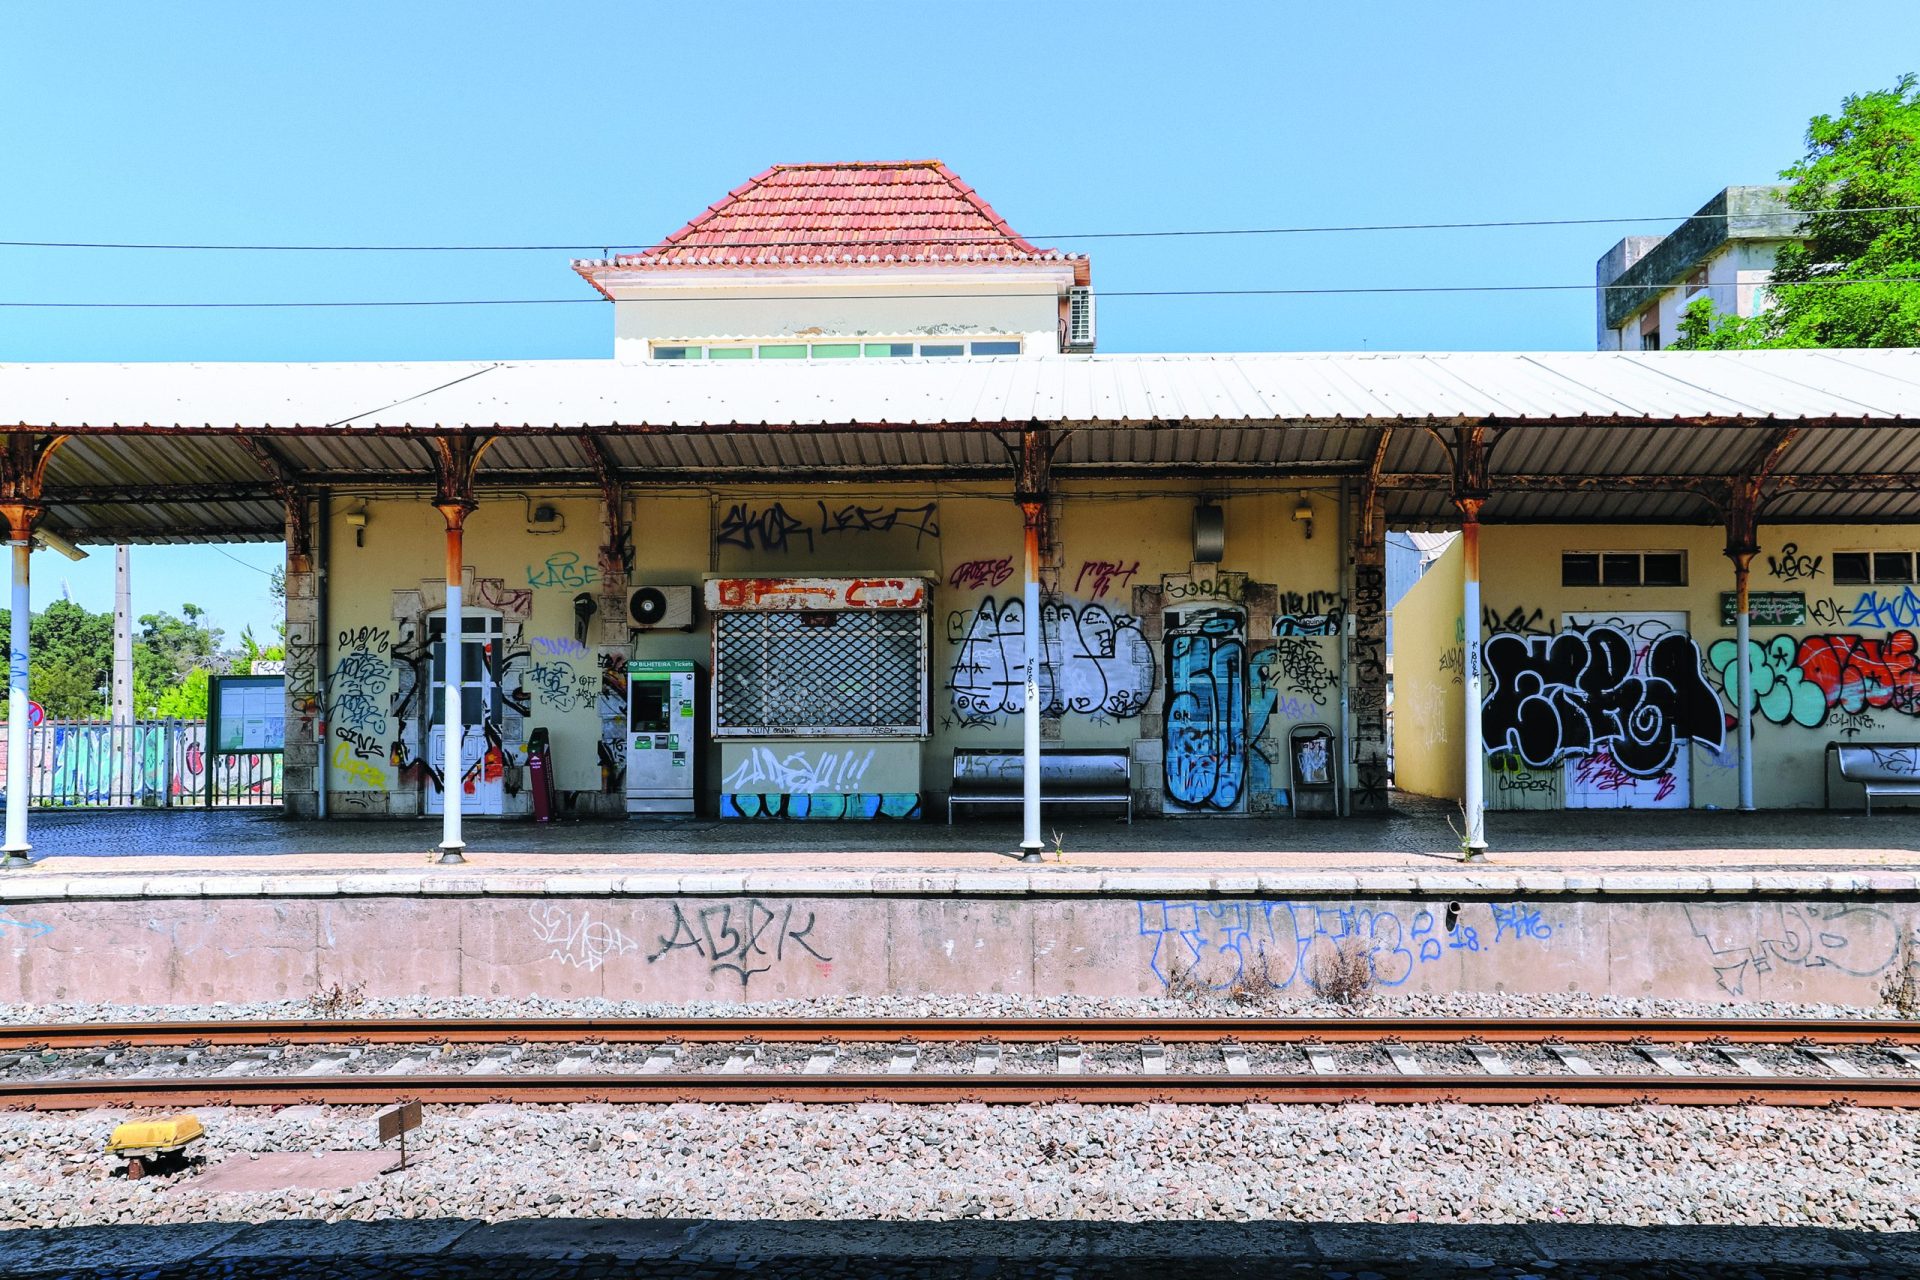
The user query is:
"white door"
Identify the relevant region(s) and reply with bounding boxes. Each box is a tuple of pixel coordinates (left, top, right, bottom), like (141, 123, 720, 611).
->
(1560, 611, 1692, 810)
(423, 609, 505, 816)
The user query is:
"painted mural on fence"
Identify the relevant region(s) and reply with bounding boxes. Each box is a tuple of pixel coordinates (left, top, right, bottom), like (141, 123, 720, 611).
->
(0, 722, 280, 807)
(1480, 624, 1723, 777)
(1708, 630, 1920, 729)
(944, 597, 1156, 728)
(1164, 609, 1247, 812)
(1137, 898, 1554, 992)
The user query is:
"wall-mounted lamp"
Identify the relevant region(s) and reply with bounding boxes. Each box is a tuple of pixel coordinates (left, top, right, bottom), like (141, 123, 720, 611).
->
(31, 528, 88, 562)
(342, 509, 369, 548)
(1292, 493, 1315, 540)
(527, 502, 565, 534)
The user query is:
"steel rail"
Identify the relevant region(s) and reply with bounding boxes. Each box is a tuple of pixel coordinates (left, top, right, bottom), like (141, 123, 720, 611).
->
(7, 1072, 1920, 1111)
(4, 1016, 1918, 1050)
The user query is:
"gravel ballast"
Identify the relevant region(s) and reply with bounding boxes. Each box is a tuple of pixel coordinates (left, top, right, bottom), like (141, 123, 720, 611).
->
(4, 1099, 1918, 1233)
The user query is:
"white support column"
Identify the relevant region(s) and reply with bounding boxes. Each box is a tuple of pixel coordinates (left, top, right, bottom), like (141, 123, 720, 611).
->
(1019, 502, 1044, 859)
(436, 506, 468, 864)
(1459, 505, 1488, 859)
(3, 534, 30, 865)
(1733, 557, 1756, 811)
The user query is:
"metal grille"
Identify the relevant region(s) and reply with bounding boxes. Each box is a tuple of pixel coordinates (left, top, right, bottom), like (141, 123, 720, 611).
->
(713, 610, 927, 737)
(0, 720, 283, 809)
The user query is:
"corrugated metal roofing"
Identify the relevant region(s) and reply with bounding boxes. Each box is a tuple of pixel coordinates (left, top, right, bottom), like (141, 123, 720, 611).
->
(5, 349, 1918, 544)
(9, 349, 1920, 431)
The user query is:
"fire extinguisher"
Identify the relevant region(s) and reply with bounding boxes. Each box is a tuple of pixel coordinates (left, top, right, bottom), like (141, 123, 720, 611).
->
(528, 727, 555, 823)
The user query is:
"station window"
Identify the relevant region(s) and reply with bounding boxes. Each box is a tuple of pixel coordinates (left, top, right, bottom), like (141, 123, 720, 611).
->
(650, 337, 1020, 361)
(1835, 550, 1916, 584)
(712, 609, 928, 737)
(1562, 551, 1686, 587)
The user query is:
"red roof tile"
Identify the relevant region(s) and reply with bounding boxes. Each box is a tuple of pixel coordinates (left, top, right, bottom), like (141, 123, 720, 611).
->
(576, 160, 1087, 283)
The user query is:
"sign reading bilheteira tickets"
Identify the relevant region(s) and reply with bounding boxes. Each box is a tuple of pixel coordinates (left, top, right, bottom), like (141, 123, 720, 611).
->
(1720, 591, 1807, 627)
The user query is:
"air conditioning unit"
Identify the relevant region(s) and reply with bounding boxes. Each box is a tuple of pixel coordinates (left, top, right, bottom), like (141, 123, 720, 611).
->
(629, 585, 695, 631)
(1065, 285, 1096, 353)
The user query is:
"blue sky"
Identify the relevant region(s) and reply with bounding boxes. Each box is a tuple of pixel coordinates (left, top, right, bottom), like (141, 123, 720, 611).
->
(5, 1, 1918, 639)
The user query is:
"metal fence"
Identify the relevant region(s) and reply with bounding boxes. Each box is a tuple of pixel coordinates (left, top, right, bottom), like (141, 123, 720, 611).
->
(0, 720, 283, 809)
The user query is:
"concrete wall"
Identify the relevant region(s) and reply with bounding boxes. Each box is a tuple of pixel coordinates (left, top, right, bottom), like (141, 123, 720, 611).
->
(4, 886, 1912, 1007)
(1389, 538, 1464, 801)
(305, 477, 1362, 821)
(1395, 522, 1920, 810)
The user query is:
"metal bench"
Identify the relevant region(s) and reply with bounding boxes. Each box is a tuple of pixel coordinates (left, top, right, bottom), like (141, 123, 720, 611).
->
(948, 748, 1132, 824)
(1833, 743, 1920, 814)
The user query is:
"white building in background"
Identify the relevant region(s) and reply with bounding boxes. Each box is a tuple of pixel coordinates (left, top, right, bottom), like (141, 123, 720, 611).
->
(573, 160, 1094, 363)
(1595, 185, 1801, 351)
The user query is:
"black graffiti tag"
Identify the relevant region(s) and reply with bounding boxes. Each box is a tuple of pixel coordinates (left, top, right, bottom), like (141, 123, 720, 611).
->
(647, 900, 832, 987)
(1480, 626, 1724, 777)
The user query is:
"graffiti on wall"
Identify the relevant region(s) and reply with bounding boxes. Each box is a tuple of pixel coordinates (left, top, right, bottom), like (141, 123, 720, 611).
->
(945, 598, 1156, 727)
(1348, 561, 1389, 812)
(1481, 625, 1724, 777)
(1766, 543, 1823, 582)
(526, 553, 600, 590)
(717, 500, 940, 554)
(1483, 605, 1554, 636)
(1164, 610, 1247, 812)
(723, 745, 876, 794)
(1274, 591, 1345, 637)
(1683, 901, 1903, 996)
(948, 558, 1014, 592)
(649, 899, 833, 987)
(1708, 630, 1920, 727)
(0, 723, 282, 806)
(1161, 571, 1248, 604)
(1847, 586, 1920, 630)
(1137, 898, 1554, 991)
(720, 793, 922, 820)
(1074, 560, 1140, 601)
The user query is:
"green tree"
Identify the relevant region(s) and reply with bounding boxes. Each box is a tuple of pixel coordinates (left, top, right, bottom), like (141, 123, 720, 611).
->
(1677, 74, 1920, 349)
(0, 599, 113, 719)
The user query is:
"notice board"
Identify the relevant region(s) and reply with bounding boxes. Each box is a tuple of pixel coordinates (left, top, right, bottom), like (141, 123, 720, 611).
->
(209, 674, 286, 753)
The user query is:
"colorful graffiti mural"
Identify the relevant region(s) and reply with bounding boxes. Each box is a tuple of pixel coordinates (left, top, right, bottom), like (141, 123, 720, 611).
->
(945, 598, 1156, 728)
(719, 793, 922, 820)
(1164, 609, 1248, 813)
(0, 721, 281, 807)
(1708, 630, 1920, 727)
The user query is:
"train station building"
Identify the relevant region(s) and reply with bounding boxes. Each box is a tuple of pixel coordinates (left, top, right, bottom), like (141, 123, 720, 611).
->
(2, 160, 1919, 857)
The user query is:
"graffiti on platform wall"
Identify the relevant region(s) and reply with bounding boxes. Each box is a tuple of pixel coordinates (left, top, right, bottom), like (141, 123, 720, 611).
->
(1488, 749, 1558, 799)
(723, 745, 876, 794)
(1480, 625, 1724, 777)
(947, 558, 1014, 592)
(720, 793, 922, 820)
(1438, 647, 1466, 685)
(717, 500, 941, 554)
(1847, 586, 1920, 630)
(1483, 605, 1554, 636)
(1348, 562, 1389, 813)
(1682, 901, 1903, 996)
(1137, 899, 1554, 992)
(1273, 591, 1345, 638)
(1074, 560, 1140, 601)
(649, 899, 833, 988)
(526, 552, 600, 590)
(1708, 631, 1920, 727)
(1165, 610, 1247, 812)
(0, 722, 281, 806)
(1766, 543, 1823, 583)
(945, 598, 1156, 728)
(519, 660, 598, 714)
(1262, 637, 1336, 707)
(1161, 571, 1249, 604)
(528, 903, 638, 972)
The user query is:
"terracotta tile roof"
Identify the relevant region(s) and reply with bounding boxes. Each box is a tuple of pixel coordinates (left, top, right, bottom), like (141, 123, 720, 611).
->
(575, 160, 1088, 283)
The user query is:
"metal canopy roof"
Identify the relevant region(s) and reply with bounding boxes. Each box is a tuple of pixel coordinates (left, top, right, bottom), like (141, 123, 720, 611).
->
(4, 349, 1919, 543)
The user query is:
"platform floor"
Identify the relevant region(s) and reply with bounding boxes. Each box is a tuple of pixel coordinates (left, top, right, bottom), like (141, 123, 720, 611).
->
(3, 793, 1916, 876)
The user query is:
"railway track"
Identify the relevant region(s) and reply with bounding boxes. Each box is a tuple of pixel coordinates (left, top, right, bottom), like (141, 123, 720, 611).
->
(6, 1016, 1920, 1110)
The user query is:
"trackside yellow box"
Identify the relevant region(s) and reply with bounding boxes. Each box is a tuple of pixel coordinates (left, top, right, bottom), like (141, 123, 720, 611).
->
(106, 1114, 204, 1154)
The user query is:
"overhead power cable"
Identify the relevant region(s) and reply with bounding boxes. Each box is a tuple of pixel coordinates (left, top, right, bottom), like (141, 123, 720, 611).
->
(0, 275, 1913, 309)
(0, 206, 1913, 254)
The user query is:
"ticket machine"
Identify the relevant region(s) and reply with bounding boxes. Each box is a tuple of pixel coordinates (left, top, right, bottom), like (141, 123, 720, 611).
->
(625, 660, 700, 814)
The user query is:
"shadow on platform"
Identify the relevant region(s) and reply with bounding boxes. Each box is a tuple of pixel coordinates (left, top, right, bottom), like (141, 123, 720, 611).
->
(1, 1217, 1914, 1278)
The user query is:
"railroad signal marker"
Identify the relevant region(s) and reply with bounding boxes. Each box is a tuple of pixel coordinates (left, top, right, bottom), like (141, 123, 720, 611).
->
(376, 1100, 422, 1171)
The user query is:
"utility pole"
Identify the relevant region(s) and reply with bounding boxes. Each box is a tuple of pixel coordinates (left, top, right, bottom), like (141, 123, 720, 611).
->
(112, 546, 134, 723)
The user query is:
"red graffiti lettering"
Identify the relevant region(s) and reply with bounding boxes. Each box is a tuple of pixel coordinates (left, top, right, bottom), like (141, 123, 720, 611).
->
(1795, 631, 1920, 716)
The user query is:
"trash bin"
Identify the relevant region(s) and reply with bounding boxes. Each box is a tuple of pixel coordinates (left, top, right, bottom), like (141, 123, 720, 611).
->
(1288, 723, 1338, 818)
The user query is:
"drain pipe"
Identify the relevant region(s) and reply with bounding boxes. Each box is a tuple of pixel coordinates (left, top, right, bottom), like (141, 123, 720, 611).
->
(1336, 480, 1352, 818)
